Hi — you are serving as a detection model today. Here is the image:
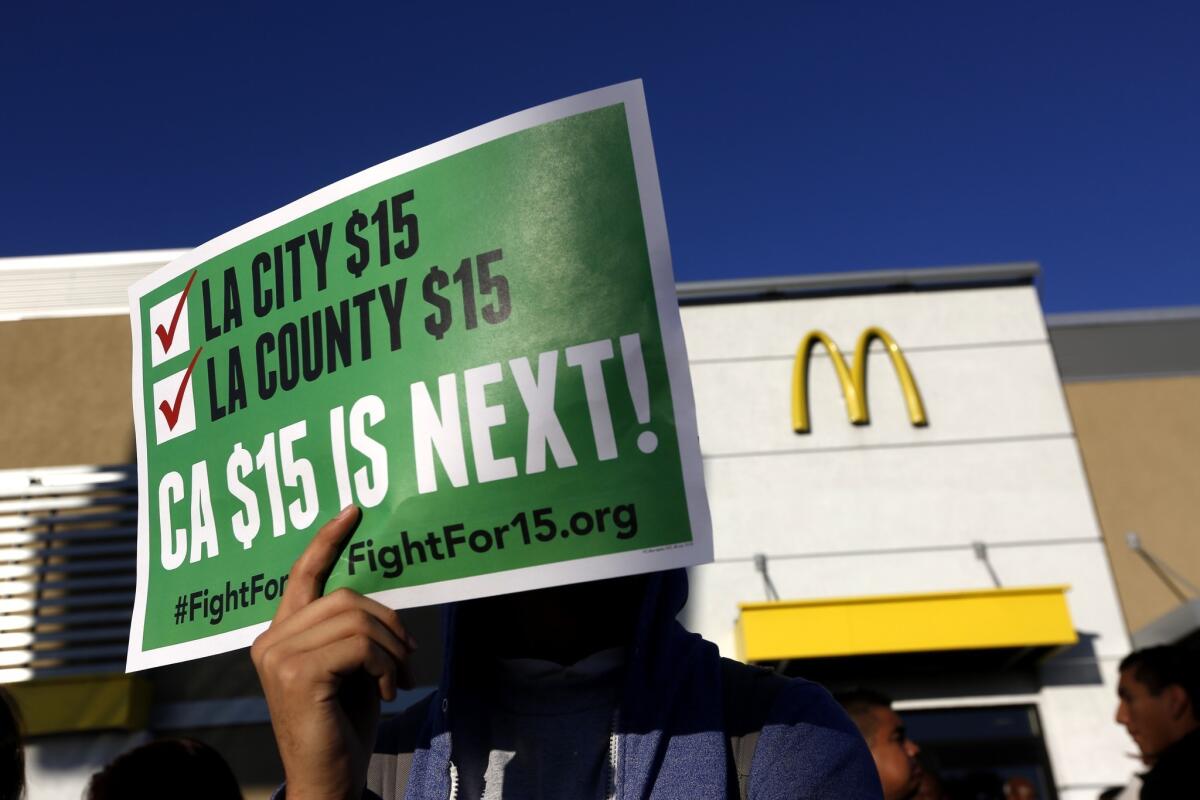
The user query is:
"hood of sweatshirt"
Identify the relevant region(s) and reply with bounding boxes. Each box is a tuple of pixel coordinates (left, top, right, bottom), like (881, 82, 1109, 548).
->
(401, 567, 729, 800)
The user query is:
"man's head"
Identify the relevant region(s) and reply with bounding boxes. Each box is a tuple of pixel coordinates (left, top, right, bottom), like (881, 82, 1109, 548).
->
(460, 573, 651, 664)
(836, 689, 922, 800)
(1115, 645, 1200, 760)
(86, 737, 242, 800)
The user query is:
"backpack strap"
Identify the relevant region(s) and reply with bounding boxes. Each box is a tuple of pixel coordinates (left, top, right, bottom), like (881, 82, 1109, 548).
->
(720, 658, 791, 800)
(366, 691, 436, 800)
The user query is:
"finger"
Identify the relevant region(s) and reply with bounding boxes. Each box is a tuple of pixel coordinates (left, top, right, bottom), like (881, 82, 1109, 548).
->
(308, 635, 400, 701)
(260, 587, 416, 653)
(275, 505, 361, 620)
(397, 653, 415, 692)
(269, 607, 411, 670)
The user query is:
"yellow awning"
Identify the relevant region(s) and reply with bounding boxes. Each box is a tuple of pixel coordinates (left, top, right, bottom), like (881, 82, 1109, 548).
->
(6, 674, 151, 737)
(736, 585, 1077, 663)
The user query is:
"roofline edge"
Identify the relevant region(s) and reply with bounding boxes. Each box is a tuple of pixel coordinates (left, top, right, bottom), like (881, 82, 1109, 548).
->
(676, 262, 1040, 304)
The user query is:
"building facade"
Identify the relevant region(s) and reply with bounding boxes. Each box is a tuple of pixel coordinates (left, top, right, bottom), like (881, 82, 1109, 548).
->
(2, 252, 1196, 798)
(676, 265, 1131, 799)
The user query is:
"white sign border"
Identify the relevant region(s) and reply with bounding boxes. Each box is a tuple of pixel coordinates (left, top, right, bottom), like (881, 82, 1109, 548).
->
(127, 79, 713, 672)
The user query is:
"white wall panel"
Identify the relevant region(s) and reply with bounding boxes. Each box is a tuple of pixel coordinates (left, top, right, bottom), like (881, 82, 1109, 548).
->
(680, 285, 1047, 362)
(1039, 664, 1138, 796)
(991, 543, 1129, 657)
(703, 437, 1099, 557)
(691, 342, 1071, 455)
(1061, 789, 1130, 800)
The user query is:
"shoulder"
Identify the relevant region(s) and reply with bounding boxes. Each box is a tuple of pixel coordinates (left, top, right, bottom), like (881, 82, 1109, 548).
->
(718, 658, 860, 739)
(1142, 729, 1200, 797)
(749, 677, 883, 799)
(763, 677, 860, 734)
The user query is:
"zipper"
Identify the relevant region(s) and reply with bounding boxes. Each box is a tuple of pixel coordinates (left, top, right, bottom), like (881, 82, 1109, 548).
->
(605, 709, 620, 800)
(448, 759, 459, 800)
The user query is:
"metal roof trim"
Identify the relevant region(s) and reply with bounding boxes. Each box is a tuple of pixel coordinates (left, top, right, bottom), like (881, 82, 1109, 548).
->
(676, 262, 1039, 304)
(1046, 305, 1200, 328)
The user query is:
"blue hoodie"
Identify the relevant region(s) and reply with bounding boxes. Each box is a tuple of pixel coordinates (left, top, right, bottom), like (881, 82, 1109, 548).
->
(365, 570, 882, 800)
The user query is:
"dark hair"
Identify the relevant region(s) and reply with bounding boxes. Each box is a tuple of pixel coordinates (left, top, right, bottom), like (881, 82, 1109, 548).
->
(1119, 645, 1200, 714)
(85, 738, 242, 800)
(834, 688, 895, 740)
(0, 688, 23, 800)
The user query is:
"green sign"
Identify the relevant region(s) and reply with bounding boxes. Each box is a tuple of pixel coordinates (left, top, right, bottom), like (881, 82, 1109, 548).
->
(127, 81, 711, 669)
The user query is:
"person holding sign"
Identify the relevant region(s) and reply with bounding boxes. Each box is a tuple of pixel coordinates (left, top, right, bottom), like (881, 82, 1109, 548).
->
(253, 506, 881, 799)
(126, 80, 879, 799)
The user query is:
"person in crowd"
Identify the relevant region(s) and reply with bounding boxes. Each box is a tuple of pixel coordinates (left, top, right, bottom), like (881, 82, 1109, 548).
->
(1002, 775, 1037, 798)
(0, 688, 23, 800)
(1112, 644, 1200, 799)
(252, 505, 882, 798)
(85, 737, 242, 800)
(836, 688, 923, 800)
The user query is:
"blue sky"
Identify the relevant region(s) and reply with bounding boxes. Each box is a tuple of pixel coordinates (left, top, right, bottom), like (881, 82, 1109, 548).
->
(3, 1, 1197, 312)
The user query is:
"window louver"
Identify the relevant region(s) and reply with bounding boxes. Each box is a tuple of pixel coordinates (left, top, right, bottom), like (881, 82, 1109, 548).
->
(0, 465, 137, 682)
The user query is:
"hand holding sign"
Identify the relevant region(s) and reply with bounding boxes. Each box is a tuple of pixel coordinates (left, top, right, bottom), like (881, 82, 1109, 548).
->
(251, 505, 416, 799)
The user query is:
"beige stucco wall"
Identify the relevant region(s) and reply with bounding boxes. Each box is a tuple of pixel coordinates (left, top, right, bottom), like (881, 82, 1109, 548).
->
(0, 315, 134, 468)
(1063, 375, 1200, 633)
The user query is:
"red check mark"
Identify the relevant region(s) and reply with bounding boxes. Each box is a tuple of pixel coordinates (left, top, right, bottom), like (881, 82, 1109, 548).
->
(159, 347, 203, 431)
(153, 270, 198, 355)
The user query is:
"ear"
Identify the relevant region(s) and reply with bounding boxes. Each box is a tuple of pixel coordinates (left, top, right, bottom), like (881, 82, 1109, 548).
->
(1163, 684, 1190, 721)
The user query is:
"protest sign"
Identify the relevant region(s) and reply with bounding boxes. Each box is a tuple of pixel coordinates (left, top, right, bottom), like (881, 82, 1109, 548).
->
(126, 80, 711, 670)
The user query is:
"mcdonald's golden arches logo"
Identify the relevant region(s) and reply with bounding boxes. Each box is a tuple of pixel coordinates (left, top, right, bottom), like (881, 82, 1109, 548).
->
(792, 327, 928, 434)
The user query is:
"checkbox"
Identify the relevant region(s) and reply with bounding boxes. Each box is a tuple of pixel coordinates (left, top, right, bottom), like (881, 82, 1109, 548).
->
(149, 271, 197, 367)
(153, 350, 202, 444)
